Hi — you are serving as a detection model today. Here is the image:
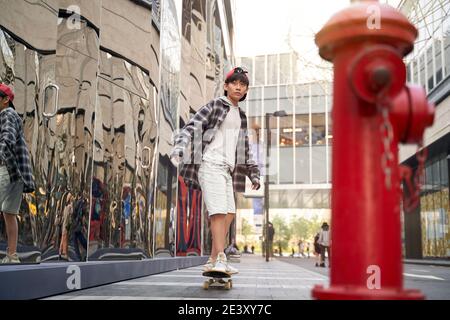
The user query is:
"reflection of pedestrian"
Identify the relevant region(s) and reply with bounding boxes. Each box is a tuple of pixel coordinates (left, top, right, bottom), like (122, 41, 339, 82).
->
(0, 84, 35, 264)
(72, 195, 87, 261)
(59, 193, 73, 260)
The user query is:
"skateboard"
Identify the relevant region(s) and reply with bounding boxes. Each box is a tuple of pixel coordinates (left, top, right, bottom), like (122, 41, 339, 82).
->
(202, 270, 233, 290)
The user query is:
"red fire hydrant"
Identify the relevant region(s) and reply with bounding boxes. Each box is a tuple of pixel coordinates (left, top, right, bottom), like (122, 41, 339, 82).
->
(312, 0, 434, 299)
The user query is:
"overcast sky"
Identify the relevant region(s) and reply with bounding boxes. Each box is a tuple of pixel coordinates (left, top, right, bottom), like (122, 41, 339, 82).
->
(234, 0, 351, 57)
(234, 0, 403, 57)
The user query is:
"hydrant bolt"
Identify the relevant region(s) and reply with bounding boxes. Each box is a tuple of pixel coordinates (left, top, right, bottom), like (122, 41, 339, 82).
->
(370, 66, 392, 93)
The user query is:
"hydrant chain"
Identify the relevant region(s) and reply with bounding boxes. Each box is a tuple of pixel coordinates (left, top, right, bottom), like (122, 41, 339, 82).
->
(379, 100, 395, 190)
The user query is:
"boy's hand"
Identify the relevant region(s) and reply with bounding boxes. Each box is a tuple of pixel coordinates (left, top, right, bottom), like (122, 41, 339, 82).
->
(251, 179, 261, 190)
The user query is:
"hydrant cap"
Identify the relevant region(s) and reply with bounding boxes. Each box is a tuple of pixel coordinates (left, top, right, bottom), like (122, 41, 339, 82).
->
(315, 0, 418, 61)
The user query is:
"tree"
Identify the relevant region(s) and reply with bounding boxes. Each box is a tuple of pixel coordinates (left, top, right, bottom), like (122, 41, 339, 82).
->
(272, 216, 292, 254)
(241, 218, 253, 244)
(290, 215, 324, 243)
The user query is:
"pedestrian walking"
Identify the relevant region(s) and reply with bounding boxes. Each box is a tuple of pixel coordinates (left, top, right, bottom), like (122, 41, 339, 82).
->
(0, 84, 35, 264)
(314, 232, 321, 267)
(318, 222, 331, 267)
(170, 67, 260, 275)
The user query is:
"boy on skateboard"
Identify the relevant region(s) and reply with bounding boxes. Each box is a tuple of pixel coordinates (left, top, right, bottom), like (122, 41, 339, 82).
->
(171, 67, 260, 275)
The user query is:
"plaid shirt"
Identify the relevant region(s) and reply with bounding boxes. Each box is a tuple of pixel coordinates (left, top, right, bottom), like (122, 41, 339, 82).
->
(0, 107, 35, 193)
(171, 97, 260, 193)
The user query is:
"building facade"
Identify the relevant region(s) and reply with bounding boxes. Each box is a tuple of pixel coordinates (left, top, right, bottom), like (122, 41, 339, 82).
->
(0, 0, 235, 262)
(398, 0, 450, 259)
(235, 53, 332, 245)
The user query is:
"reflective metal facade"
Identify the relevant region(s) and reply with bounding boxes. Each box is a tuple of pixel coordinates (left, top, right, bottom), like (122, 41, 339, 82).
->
(0, 0, 234, 262)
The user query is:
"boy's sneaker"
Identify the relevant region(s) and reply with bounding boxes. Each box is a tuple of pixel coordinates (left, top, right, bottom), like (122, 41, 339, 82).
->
(211, 252, 228, 273)
(226, 263, 239, 275)
(1, 253, 21, 264)
(203, 258, 214, 272)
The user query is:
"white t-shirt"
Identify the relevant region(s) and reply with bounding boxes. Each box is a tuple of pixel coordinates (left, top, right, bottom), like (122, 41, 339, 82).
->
(203, 97, 241, 170)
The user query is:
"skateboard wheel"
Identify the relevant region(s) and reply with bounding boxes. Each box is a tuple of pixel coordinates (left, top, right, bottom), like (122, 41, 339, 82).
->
(225, 282, 231, 290)
(203, 281, 210, 290)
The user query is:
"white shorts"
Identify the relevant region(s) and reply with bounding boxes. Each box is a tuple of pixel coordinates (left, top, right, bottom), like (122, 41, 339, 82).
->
(0, 165, 24, 215)
(198, 161, 236, 216)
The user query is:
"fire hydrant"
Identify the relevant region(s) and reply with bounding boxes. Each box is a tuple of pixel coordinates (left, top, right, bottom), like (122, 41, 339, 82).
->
(312, 0, 434, 299)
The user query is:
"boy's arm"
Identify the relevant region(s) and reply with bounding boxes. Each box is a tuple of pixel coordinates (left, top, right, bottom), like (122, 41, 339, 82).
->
(170, 102, 213, 163)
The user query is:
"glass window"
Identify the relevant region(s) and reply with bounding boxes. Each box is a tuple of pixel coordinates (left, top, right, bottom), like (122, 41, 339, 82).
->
(267, 54, 278, 85)
(295, 114, 309, 147)
(406, 63, 411, 83)
(419, 54, 426, 89)
(279, 85, 294, 114)
(328, 143, 332, 184)
(413, 59, 418, 84)
(296, 147, 310, 184)
(432, 160, 440, 189)
(295, 84, 309, 114)
(435, 39, 443, 84)
(444, 10, 450, 77)
(445, 30, 450, 78)
(440, 157, 448, 187)
(248, 116, 262, 145)
(241, 57, 253, 84)
(427, 46, 434, 91)
(311, 113, 326, 146)
(311, 83, 326, 113)
(248, 86, 262, 117)
(279, 147, 294, 184)
(312, 146, 327, 184)
(327, 113, 333, 146)
(279, 115, 293, 147)
(264, 86, 277, 114)
(255, 55, 265, 85)
(280, 53, 291, 84)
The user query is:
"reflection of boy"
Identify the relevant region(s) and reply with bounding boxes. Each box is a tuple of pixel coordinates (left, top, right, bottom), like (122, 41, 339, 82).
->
(0, 84, 35, 264)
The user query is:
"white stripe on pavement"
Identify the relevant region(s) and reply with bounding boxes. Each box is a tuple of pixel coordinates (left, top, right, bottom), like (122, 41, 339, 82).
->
(403, 273, 445, 281)
(113, 281, 315, 289)
(150, 274, 326, 281)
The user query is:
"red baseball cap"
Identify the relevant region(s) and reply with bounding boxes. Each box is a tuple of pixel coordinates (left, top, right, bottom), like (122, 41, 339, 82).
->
(0, 83, 15, 109)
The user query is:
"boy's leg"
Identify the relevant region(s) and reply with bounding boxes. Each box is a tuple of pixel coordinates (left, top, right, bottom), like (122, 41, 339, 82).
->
(210, 214, 227, 258)
(3, 212, 18, 255)
(224, 213, 235, 244)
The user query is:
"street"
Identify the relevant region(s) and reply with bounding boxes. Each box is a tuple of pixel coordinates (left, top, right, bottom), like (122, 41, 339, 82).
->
(44, 255, 450, 300)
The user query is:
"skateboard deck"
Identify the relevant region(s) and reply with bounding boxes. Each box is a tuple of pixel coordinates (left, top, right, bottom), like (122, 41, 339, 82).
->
(202, 270, 233, 290)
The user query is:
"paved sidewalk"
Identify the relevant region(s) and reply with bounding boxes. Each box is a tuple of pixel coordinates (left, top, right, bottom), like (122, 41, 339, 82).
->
(45, 255, 328, 300)
(404, 259, 450, 268)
